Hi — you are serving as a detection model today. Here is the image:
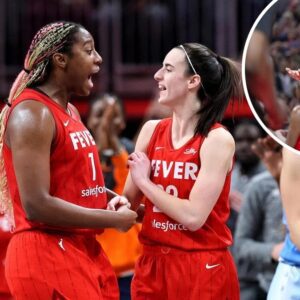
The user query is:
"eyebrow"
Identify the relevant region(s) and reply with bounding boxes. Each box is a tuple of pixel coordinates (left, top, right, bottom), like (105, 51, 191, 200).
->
(83, 40, 93, 46)
(163, 63, 174, 68)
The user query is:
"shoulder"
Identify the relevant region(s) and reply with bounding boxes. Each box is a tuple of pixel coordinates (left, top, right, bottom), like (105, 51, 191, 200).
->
(203, 127, 235, 152)
(9, 99, 54, 126)
(6, 100, 55, 145)
(247, 171, 276, 193)
(282, 147, 300, 177)
(249, 171, 272, 184)
(141, 119, 162, 132)
(200, 127, 235, 169)
(135, 119, 161, 152)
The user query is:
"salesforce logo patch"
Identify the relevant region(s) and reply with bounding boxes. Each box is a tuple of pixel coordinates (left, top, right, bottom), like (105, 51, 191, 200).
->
(81, 185, 106, 197)
(152, 219, 188, 232)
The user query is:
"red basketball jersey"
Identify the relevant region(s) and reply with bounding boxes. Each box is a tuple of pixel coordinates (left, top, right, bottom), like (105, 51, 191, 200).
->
(0, 215, 11, 296)
(295, 137, 300, 150)
(3, 88, 107, 233)
(139, 118, 233, 250)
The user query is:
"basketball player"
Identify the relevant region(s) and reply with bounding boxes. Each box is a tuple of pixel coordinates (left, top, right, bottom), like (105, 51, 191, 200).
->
(266, 68, 300, 299)
(284, 67, 300, 149)
(0, 21, 137, 299)
(251, 136, 300, 300)
(117, 43, 242, 299)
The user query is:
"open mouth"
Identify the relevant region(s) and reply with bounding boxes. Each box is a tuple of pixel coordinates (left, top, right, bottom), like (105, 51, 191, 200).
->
(87, 74, 94, 89)
(87, 68, 100, 88)
(158, 84, 166, 91)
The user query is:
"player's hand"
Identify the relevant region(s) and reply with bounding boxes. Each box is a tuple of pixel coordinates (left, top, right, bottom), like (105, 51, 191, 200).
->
(136, 203, 145, 223)
(229, 190, 243, 212)
(273, 129, 287, 142)
(116, 205, 137, 232)
(107, 195, 131, 211)
(286, 68, 300, 81)
(128, 151, 151, 187)
(100, 98, 116, 132)
(252, 136, 282, 180)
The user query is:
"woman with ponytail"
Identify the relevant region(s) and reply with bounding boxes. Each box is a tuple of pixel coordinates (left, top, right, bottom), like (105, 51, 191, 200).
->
(0, 21, 137, 299)
(117, 43, 242, 299)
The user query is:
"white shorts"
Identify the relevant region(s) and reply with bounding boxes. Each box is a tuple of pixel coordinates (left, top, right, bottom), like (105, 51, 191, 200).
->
(267, 261, 300, 300)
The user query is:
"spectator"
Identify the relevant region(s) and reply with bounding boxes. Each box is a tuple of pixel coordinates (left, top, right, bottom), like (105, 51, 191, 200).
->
(87, 93, 142, 300)
(228, 120, 265, 235)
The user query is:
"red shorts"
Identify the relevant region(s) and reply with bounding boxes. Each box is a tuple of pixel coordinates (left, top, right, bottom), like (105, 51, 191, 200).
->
(132, 245, 239, 300)
(0, 225, 12, 298)
(5, 230, 118, 300)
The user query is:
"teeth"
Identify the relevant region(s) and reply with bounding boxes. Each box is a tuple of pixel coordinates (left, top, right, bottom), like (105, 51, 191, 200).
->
(93, 67, 100, 74)
(158, 85, 166, 91)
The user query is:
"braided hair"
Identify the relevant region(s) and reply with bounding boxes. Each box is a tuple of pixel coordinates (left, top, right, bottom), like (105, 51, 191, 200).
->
(0, 21, 84, 227)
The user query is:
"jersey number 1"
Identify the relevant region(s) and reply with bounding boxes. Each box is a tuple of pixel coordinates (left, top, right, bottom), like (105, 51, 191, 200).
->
(88, 152, 96, 181)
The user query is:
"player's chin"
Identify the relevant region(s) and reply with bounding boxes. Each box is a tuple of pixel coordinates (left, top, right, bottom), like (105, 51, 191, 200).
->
(158, 97, 172, 107)
(158, 96, 166, 104)
(75, 87, 92, 97)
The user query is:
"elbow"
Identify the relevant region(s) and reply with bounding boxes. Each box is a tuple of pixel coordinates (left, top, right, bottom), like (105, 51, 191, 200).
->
(23, 202, 39, 221)
(184, 217, 205, 232)
(22, 197, 46, 222)
(24, 210, 38, 222)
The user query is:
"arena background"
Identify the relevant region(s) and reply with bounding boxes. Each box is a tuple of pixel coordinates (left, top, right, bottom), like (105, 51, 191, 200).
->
(0, 0, 272, 138)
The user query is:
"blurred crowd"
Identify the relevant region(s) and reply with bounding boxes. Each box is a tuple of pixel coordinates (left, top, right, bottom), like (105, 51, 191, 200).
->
(271, 0, 300, 114)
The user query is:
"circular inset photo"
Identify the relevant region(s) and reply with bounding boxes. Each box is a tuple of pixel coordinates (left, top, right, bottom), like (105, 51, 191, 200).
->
(242, 0, 300, 154)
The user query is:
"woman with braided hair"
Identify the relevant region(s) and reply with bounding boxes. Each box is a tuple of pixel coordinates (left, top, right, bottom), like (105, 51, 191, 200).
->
(0, 21, 137, 299)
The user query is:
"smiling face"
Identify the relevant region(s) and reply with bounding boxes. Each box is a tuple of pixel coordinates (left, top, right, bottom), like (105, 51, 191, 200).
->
(64, 28, 102, 96)
(154, 48, 192, 106)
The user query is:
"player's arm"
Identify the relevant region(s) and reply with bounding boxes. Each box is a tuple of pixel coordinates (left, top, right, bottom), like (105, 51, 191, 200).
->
(6, 100, 136, 230)
(286, 105, 300, 148)
(280, 148, 300, 249)
(128, 128, 234, 231)
(246, 30, 284, 130)
(122, 120, 160, 210)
